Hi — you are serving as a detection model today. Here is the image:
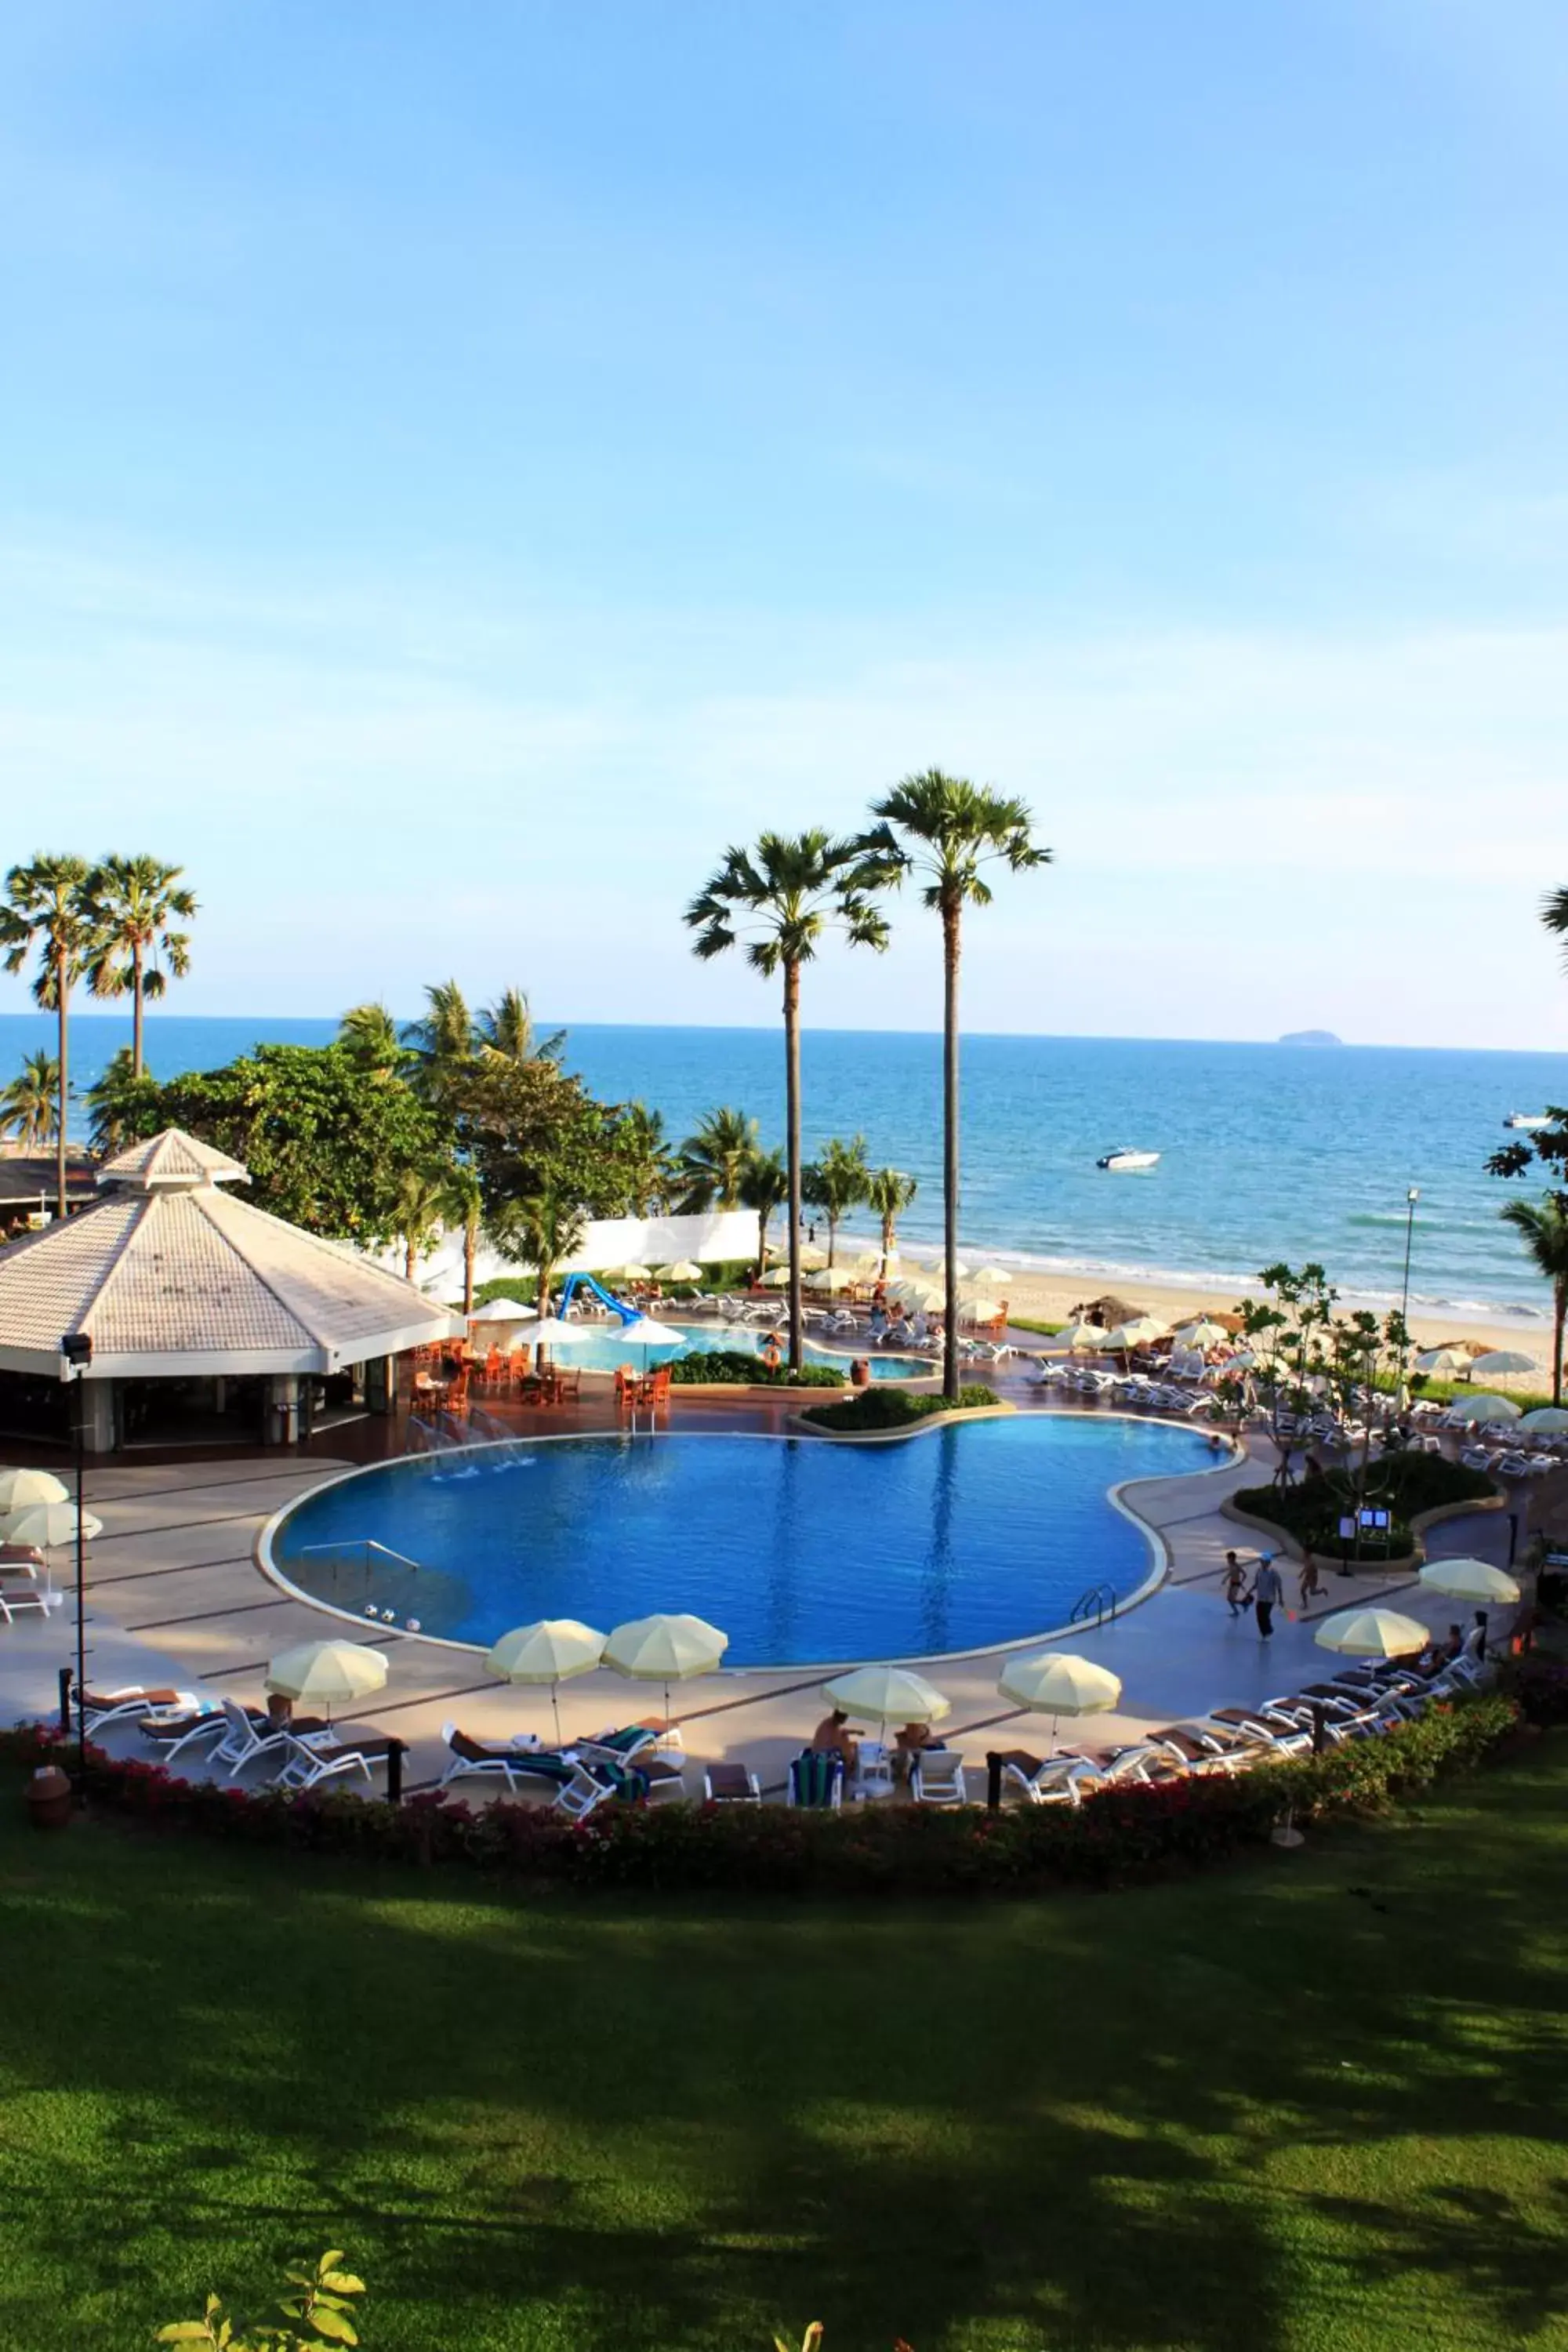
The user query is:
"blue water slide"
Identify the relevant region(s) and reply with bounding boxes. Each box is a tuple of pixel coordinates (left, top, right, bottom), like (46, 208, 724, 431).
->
(557, 1271, 638, 1323)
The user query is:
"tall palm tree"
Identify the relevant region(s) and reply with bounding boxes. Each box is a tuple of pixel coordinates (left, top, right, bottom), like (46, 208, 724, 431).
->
(82, 855, 197, 1078)
(492, 1187, 586, 1323)
(393, 1162, 451, 1283)
(1, 855, 103, 1218)
(803, 1134, 869, 1266)
(866, 772, 1050, 1399)
(1500, 1194, 1568, 1406)
(0, 1050, 61, 1152)
(337, 1000, 408, 1077)
(866, 1167, 918, 1270)
(675, 1106, 759, 1212)
(84, 1047, 162, 1155)
(477, 987, 564, 1065)
(441, 1161, 485, 1318)
(620, 1102, 673, 1215)
(402, 980, 476, 1105)
(686, 833, 887, 1371)
(1543, 885, 1568, 969)
(739, 1146, 789, 1280)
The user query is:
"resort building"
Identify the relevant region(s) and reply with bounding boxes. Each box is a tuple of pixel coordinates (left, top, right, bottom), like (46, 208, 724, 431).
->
(0, 1127, 461, 1453)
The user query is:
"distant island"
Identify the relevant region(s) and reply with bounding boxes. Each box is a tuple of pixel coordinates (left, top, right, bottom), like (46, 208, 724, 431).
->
(1277, 1029, 1343, 1047)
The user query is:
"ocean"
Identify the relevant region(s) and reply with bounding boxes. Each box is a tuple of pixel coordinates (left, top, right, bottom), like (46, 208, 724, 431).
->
(2, 1011, 1563, 1323)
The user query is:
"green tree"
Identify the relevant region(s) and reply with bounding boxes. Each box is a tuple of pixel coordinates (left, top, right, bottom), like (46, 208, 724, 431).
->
(686, 833, 887, 1371)
(402, 979, 477, 1105)
(865, 1165, 918, 1269)
(81, 853, 196, 1078)
(1543, 884, 1568, 967)
(0, 855, 103, 1218)
(477, 986, 564, 1065)
(452, 1052, 644, 1237)
(336, 1000, 409, 1077)
(442, 1159, 486, 1318)
(619, 1101, 673, 1214)
(802, 1133, 869, 1266)
(0, 1049, 61, 1152)
(392, 1160, 452, 1283)
(866, 773, 1050, 1400)
(490, 1185, 586, 1319)
(84, 1046, 162, 1155)
(740, 1145, 789, 1279)
(675, 1106, 759, 1212)
(1500, 1195, 1568, 1407)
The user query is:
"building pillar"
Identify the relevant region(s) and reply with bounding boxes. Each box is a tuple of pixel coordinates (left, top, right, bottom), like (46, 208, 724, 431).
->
(364, 1356, 394, 1415)
(78, 1381, 118, 1455)
(263, 1375, 301, 1447)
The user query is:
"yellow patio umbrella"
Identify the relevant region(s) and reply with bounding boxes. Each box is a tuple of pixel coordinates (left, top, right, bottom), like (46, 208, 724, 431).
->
(798, 1243, 829, 1271)
(1313, 1608, 1429, 1660)
(264, 1639, 389, 1719)
(1417, 1558, 1520, 1606)
(0, 1468, 71, 1511)
(487, 1618, 607, 1744)
(615, 1262, 655, 1283)
(758, 1264, 791, 1287)
(659, 1260, 704, 1283)
(821, 1664, 949, 1728)
(998, 1650, 1122, 1750)
(0, 1501, 102, 1548)
(603, 1612, 728, 1721)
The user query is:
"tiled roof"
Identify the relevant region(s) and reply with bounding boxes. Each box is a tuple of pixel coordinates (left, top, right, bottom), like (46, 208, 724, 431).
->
(98, 1129, 249, 1189)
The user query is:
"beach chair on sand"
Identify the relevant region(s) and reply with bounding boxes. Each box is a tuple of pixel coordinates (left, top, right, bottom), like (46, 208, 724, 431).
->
(440, 1722, 543, 1792)
(786, 1750, 844, 1808)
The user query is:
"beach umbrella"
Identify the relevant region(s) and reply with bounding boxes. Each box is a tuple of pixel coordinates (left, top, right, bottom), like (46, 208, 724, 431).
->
(998, 1650, 1122, 1751)
(0, 1468, 71, 1511)
(1520, 1407, 1568, 1434)
(1106, 1315, 1169, 1352)
(1417, 1558, 1521, 1606)
(615, 1263, 654, 1283)
(968, 1265, 1010, 1287)
(659, 1260, 704, 1283)
(1174, 1318, 1230, 1348)
(264, 1639, 388, 1719)
(487, 1618, 606, 1744)
(758, 1265, 791, 1287)
(891, 1276, 945, 1311)
(1314, 1608, 1430, 1660)
(0, 1501, 102, 1548)
(852, 1248, 887, 1272)
(804, 1267, 857, 1294)
(1414, 1348, 1472, 1377)
(822, 1664, 950, 1729)
(798, 1243, 829, 1270)
(1059, 1320, 1112, 1352)
(604, 1612, 728, 1720)
(1443, 1393, 1523, 1427)
(1467, 1351, 1541, 1379)
(529, 1316, 601, 1348)
(467, 1298, 535, 1324)
(964, 1297, 1005, 1322)
(927, 1258, 971, 1283)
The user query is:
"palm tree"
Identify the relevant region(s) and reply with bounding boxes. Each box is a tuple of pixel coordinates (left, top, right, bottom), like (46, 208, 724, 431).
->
(0, 1050, 61, 1152)
(739, 1146, 789, 1280)
(82, 855, 197, 1078)
(866, 1167, 918, 1270)
(803, 1134, 869, 1266)
(402, 979, 476, 1103)
(1500, 1194, 1568, 1406)
(866, 772, 1050, 1399)
(492, 1187, 586, 1322)
(1544, 886, 1568, 969)
(84, 1047, 162, 1155)
(477, 987, 564, 1065)
(337, 1001, 408, 1077)
(620, 1102, 673, 1215)
(1, 855, 103, 1218)
(441, 1161, 485, 1318)
(675, 1106, 759, 1212)
(686, 833, 887, 1371)
(393, 1163, 451, 1283)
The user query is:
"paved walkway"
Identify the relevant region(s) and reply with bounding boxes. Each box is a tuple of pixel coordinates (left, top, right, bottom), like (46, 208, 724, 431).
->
(0, 1400, 1518, 1804)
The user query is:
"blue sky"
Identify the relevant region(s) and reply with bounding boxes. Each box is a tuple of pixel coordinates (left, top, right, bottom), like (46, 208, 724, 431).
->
(2, 1, 1565, 1045)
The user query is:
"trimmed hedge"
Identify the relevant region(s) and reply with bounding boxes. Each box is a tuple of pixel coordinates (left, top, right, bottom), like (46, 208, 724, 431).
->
(667, 1349, 844, 1389)
(1234, 1451, 1495, 1554)
(0, 1695, 1522, 1898)
(801, 1382, 998, 1432)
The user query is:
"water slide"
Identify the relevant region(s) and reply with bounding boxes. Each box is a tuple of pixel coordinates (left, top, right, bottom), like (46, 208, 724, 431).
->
(557, 1272, 637, 1323)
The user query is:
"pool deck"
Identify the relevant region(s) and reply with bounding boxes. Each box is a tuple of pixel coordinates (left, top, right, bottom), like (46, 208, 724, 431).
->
(0, 1374, 1524, 1802)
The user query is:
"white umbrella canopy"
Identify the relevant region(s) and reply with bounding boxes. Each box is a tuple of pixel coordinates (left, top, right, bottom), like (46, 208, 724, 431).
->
(1414, 1347, 1472, 1377)
(821, 1664, 950, 1726)
(604, 1611, 728, 1719)
(797, 1243, 829, 1271)
(804, 1267, 858, 1294)
(530, 1317, 601, 1347)
(659, 1260, 704, 1283)
(467, 1298, 536, 1324)
(927, 1259, 971, 1283)
(998, 1650, 1122, 1723)
(488, 1618, 607, 1744)
(963, 1297, 1005, 1322)
(758, 1265, 792, 1287)
(890, 1277, 945, 1311)
(855, 1247, 899, 1273)
(1467, 1350, 1541, 1379)
(1105, 1315, 1169, 1351)
(1520, 1406, 1568, 1434)
(1174, 1318, 1230, 1348)
(1314, 1608, 1430, 1659)
(0, 1501, 102, 1548)
(1058, 1320, 1112, 1352)
(1417, 1558, 1521, 1605)
(0, 1468, 71, 1511)
(967, 1265, 1010, 1288)
(264, 1639, 389, 1715)
(1444, 1394, 1523, 1427)
(616, 1316, 687, 1352)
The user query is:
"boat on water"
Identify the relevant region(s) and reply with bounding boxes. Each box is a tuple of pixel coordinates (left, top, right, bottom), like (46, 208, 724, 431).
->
(1504, 1113, 1552, 1131)
(1097, 1148, 1160, 1172)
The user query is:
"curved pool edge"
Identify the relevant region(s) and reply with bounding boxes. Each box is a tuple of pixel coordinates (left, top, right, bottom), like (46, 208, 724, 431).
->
(254, 1417, 1246, 1676)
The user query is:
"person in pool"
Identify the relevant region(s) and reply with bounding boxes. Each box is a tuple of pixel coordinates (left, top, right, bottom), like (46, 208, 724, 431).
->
(760, 1331, 782, 1371)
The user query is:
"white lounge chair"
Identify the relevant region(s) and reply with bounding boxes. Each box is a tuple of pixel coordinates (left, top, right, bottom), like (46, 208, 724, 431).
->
(911, 1751, 968, 1806)
(0, 1580, 49, 1624)
(211, 1697, 292, 1778)
(440, 1722, 543, 1792)
(275, 1730, 397, 1791)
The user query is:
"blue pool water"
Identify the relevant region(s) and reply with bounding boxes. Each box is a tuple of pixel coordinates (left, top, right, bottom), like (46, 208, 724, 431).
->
(270, 1415, 1217, 1666)
(544, 1321, 929, 1382)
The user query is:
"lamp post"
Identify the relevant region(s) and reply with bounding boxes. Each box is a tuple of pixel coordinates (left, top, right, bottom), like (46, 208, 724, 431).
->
(60, 1330, 93, 1796)
(1398, 1188, 1419, 1412)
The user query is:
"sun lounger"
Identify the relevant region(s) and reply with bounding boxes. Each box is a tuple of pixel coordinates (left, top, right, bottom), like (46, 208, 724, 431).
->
(1206, 1706, 1312, 1756)
(275, 1729, 398, 1791)
(211, 1696, 292, 1778)
(994, 1748, 1094, 1805)
(786, 1749, 844, 1808)
(440, 1722, 544, 1792)
(139, 1707, 236, 1762)
(702, 1762, 762, 1804)
(577, 1725, 662, 1768)
(76, 1685, 205, 1733)
(911, 1751, 968, 1805)
(0, 1579, 51, 1624)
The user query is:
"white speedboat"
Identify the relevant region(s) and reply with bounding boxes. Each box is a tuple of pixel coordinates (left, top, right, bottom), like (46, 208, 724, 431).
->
(1504, 1112, 1551, 1131)
(1097, 1148, 1160, 1172)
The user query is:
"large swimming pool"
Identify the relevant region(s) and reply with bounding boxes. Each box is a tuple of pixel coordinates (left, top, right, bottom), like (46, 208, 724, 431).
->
(269, 1415, 1218, 1667)
(533, 1319, 930, 1381)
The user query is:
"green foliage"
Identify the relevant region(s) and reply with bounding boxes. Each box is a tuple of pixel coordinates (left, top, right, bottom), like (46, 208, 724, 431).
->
(802, 1134, 870, 1257)
(0, 1047, 61, 1149)
(802, 1382, 996, 1432)
(674, 1105, 760, 1211)
(1008, 1315, 1064, 1337)
(452, 1051, 649, 1229)
(863, 1164, 918, 1261)
(667, 1348, 845, 1388)
(83, 1045, 162, 1153)
(1232, 1450, 1495, 1552)
(157, 2249, 365, 2348)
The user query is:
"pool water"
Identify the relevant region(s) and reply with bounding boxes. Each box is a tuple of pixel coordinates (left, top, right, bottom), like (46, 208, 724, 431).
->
(543, 1320, 930, 1381)
(270, 1415, 1217, 1667)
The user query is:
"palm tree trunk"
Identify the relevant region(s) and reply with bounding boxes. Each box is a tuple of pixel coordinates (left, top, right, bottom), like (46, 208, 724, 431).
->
(827, 1210, 837, 1269)
(404, 1236, 418, 1282)
(784, 960, 804, 1374)
(463, 1208, 478, 1319)
(55, 956, 68, 1221)
(941, 900, 961, 1403)
(1555, 1283, 1566, 1410)
(132, 944, 145, 1080)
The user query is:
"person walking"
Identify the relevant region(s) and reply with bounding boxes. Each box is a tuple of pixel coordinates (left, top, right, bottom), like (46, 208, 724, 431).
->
(1298, 1549, 1323, 1610)
(1252, 1554, 1283, 1642)
(1223, 1552, 1250, 1617)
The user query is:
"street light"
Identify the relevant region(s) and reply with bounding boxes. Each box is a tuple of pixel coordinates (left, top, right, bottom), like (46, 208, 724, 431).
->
(60, 1330, 93, 1795)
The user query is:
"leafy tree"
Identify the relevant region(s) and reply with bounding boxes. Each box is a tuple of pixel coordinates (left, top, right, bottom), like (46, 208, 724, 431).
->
(619, 1100, 674, 1214)
(336, 1001, 409, 1078)
(391, 1161, 452, 1283)
(675, 1105, 760, 1211)
(452, 1052, 645, 1235)
(686, 832, 887, 1370)
(802, 1133, 869, 1265)
(0, 1048, 61, 1152)
(1543, 884, 1568, 967)
(441, 1159, 486, 1317)
(490, 1185, 586, 1317)
(82, 853, 197, 1077)
(401, 978, 476, 1105)
(84, 1046, 162, 1154)
(866, 772, 1051, 1399)
(740, 1145, 789, 1277)
(477, 986, 564, 1065)
(865, 1166, 918, 1269)
(1229, 1262, 1410, 1544)
(0, 854, 103, 1218)
(1499, 1195, 1568, 1406)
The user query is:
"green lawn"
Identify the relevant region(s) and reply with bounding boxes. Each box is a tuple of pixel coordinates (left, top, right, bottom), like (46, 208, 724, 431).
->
(2, 1746, 1566, 2352)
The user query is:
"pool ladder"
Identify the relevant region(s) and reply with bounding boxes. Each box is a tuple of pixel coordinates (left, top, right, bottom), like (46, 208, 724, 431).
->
(1069, 1581, 1118, 1630)
(296, 1537, 426, 1574)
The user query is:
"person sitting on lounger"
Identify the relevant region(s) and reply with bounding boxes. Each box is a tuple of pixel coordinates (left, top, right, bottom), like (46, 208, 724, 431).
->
(891, 1721, 936, 1783)
(867, 1305, 887, 1342)
(810, 1708, 860, 1777)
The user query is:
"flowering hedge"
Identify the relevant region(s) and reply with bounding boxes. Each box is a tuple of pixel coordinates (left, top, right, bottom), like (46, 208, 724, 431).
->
(1, 1694, 1526, 1897)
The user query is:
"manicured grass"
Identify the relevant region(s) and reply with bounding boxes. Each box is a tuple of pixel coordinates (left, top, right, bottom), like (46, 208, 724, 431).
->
(2, 1745, 1566, 2351)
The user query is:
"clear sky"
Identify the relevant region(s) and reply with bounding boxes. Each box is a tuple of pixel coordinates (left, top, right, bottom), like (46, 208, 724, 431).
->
(2, 2, 1565, 1047)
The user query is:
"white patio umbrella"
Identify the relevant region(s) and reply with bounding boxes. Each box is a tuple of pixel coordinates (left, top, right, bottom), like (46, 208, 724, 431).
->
(804, 1267, 857, 1294)
(617, 1315, 687, 1370)
(1414, 1347, 1472, 1377)
(1444, 1393, 1523, 1427)
(1417, 1558, 1520, 1606)
(855, 1247, 898, 1273)
(968, 1265, 1010, 1287)
(0, 1501, 102, 1548)
(615, 1262, 655, 1283)
(1314, 1608, 1430, 1660)
(1059, 1320, 1112, 1352)
(264, 1639, 388, 1719)
(1105, 1315, 1169, 1352)
(1174, 1318, 1230, 1348)
(927, 1258, 971, 1283)
(467, 1298, 535, 1324)
(821, 1664, 950, 1728)
(604, 1611, 728, 1720)
(530, 1316, 601, 1348)
(1520, 1406, 1568, 1434)
(757, 1265, 791, 1287)
(798, 1243, 829, 1271)
(890, 1277, 945, 1311)
(0, 1468, 71, 1511)
(963, 1297, 1004, 1323)
(487, 1618, 607, 1744)
(660, 1260, 704, 1283)
(1467, 1351, 1541, 1379)
(998, 1650, 1122, 1751)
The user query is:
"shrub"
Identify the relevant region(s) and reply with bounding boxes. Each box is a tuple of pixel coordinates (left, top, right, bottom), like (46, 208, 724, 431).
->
(667, 1349, 845, 1388)
(1498, 1653, 1568, 1727)
(1232, 1451, 1495, 1554)
(801, 1383, 999, 1433)
(158, 2248, 365, 2347)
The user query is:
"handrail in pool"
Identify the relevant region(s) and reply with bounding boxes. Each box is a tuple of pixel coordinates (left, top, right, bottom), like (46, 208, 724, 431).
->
(1069, 1580, 1119, 1629)
(296, 1537, 426, 1574)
